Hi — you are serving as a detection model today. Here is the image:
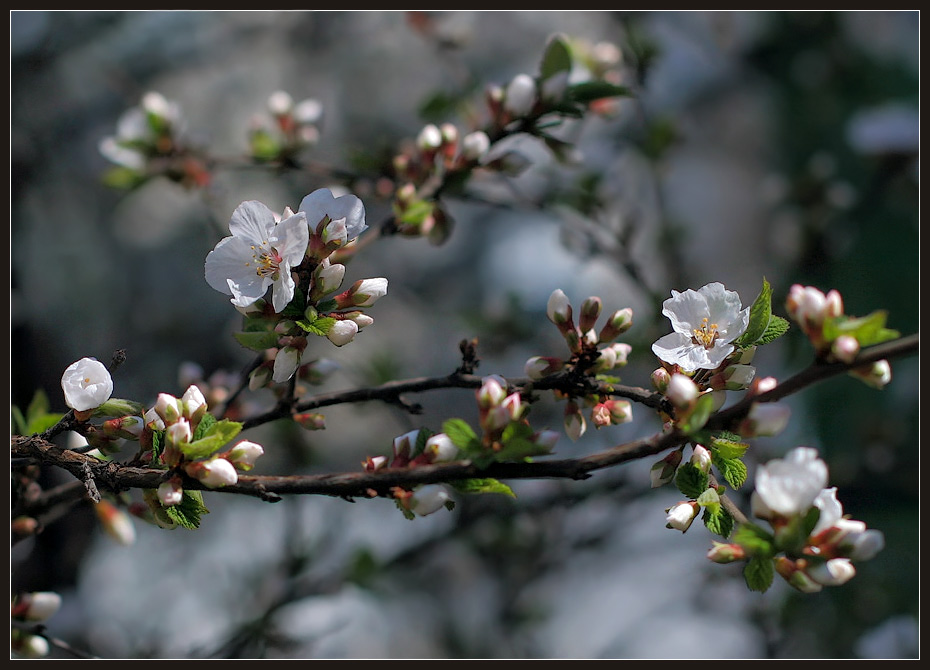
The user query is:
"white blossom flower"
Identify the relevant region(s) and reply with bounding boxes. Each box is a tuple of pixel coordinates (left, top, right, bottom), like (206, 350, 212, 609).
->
(205, 201, 309, 314)
(666, 501, 700, 532)
(61, 358, 113, 412)
(652, 282, 750, 372)
(225, 440, 264, 471)
(299, 188, 367, 241)
(806, 557, 857, 587)
(411, 485, 452, 516)
(751, 447, 828, 519)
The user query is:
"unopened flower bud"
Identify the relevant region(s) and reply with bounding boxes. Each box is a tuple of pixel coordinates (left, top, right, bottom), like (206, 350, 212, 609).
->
(273, 345, 302, 383)
(321, 217, 348, 248)
(94, 499, 136, 546)
(12, 633, 50, 658)
(806, 557, 856, 586)
(599, 308, 633, 342)
(707, 542, 747, 564)
(157, 478, 184, 507)
(546, 289, 573, 326)
(410, 485, 452, 516)
(181, 384, 208, 423)
(363, 455, 388, 471)
(144, 407, 166, 432)
(524, 355, 564, 380)
(12, 592, 62, 622)
(740, 402, 790, 437)
(392, 429, 420, 463)
(416, 123, 443, 151)
(831, 335, 860, 363)
(723, 364, 756, 391)
(154, 393, 182, 425)
(425, 433, 457, 462)
(326, 319, 359, 347)
(849, 359, 891, 389)
(564, 402, 586, 442)
(166, 417, 192, 446)
(665, 501, 700, 532)
(249, 364, 272, 391)
(592, 346, 616, 373)
(650, 449, 682, 488)
(579, 296, 602, 333)
(346, 277, 389, 308)
(504, 73, 537, 117)
(606, 342, 632, 367)
(666, 373, 698, 408)
(651, 367, 671, 394)
(267, 90, 294, 116)
(293, 412, 326, 431)
(461, 131, 491, 161)
(501, 392, 526, 421)
(346, 312, 375, 329)
(439, 122, 458, 146)
(691, 444, 712, 473)
(187, 457, 238, 488)
(824, 289, 844, 318)
(313, 260, 346, 296)
(477, 375, 507, 409)
(293, 98, 323, 125)
(224, 440, 264, 471)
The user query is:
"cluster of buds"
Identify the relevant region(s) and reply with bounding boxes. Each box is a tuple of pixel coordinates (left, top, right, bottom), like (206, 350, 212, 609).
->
(525, 289, 635, 440)
(98, 91, 210, 189)
(475, 375, 559, 452)
(707, 447, 885, 593)
(11, 591, 62, 658)
(785, 284, 894, 389)
(663, 444, 723, 532)
(139, 385, 264, 505)
(249, 90, 323, 164)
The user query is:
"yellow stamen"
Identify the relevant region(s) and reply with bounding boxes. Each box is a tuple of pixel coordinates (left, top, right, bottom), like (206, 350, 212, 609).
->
(692, 317, 719, 348)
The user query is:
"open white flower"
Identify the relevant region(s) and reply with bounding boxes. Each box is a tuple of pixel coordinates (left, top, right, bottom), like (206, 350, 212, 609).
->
(299, 188, 367, 241)
(61, 357, 113, 412)
(205, 201, 309, 313)
(652, 282, 750, 372)
(751, 447, 828, 519)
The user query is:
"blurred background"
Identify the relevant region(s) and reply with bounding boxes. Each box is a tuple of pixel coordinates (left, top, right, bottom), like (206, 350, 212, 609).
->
(10, 11, 919, 659)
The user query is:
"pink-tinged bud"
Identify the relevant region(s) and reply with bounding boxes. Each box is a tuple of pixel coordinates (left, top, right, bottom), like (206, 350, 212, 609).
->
(564, 403, 586, 442)
(666, 373, 698, 408)
(187, 457, 238, 488)
(599, 308, 633, 342)
(831, 335, 860, 363)
(392, 429, 420, 462)
(347, 277, 389, 307)
(751, 376, 778, 396)
(824, 289, 844, 318)
(806, 557, 856, 587)
(592, 403, 612, 428)
(579, 296, 602, 333)
(249, 364, 272, 391)
(166, 417, 192, 446)
(691, 445, 712, 473)
(321, 217, 348, 248)
(144, 407, 166, 432)
(410, 485, 452, 516)
(154, 393, 182, 425)
(482, 405, 512, 434)
(293, 412, 326, 431)
(533, 430, 560, 451)
(157, 478, 184, 507)
(326, 319, 359, 347)
(12, 592, 62, 622)
(94, 499, 136, 546)
(416, 123, 443, 151)
(425, 433, 457, 462)
(707, 542, 747, 564)
(722, 364, 756, 391)
(461, 131, 491, 161)
(363, 455, 388, 471)
(665, 501, 700, 532)
(546, 289, 572, 325)
(650, 449, 682, 488)
(740, 402, 790, 437)
(439, 122, 458, 146)
(504, 73, 537, 117)
(501, 392, 526, 421)
(651, 367, 671, 394)
(267, 90, 294, 116)
(582, 329, 599, 348)
(849, 359, 892, 389)
(524, 356, 564, 380)
(225, 440, 264, 471)
(273, 346, 302, 383)
(477, 375, 508, 409)
(181, 384, 208, 422)
(606, 399, 632, 425)
(606, 342, 632, 367)
(102, 415, 145, 440)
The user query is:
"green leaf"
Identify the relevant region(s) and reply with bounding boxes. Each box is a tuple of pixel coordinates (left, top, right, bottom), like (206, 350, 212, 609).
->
(680, 392, 715, 434)
(162, 490, 210, 530)
(716, 456, 748, 490)
(296, 316, 337, 337)
(710, 436, 749, 460)
(703, 506, 734, 538)
(26, 413, 65, 436)
(731, 522, 775, 557)
(316, 298, 338, 313)
(743, 556, 775, 592)
(20, 390, 65, 435)
(801, 505, 822, 538)
(441, 418, 480, 451)
(736, 278, 773, 347)
(102, 166, 146, 190)
(280, 288, 307, 319)
(151, 429, 165, 463)
(192, 413, 217, 441)
(568, 80, 632, 103)
(675, 462, 709, 499)
(412, 427, 432, 459)
(450, 478, 516, 498)
(757, 315, 790, 345)
(540, 33, 573, 81)
(822, 310, 900, 348)
(11, 405, 27, 435)
(233, 330, 280, 351)
(179, 419, 242, 460)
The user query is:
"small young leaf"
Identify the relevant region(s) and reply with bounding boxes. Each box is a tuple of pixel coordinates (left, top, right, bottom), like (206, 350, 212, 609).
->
(540, 33, 573, 81)
(716, 456, 748, 490)
(11, 405, 27, 435)
(710, 436, 749, 460)
(179, 419, 242, 460)
(736, 278, 773, 347)
(162, 490, 210, 530)
(675, 462, 709, 499)
(731, 522, 775, 557)
(233, 331, 280, 351)
(744, 556, 775, 592)
(757, 315, 790, 345)
(192, 413, 218, 441)
(568, 80, 632, 103)
(680, 392, 715, 434)
(450, 478, 516, 498)
(297, 316, 337, 337)
(703, 506, 734, 538)
(442, 418, 480, 451)
(412, 427, 432, 459)
(823, 310, 900, 348)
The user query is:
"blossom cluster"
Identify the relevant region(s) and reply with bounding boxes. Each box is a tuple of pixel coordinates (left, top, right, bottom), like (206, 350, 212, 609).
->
(10, 591, 62, 658)
(248, 90, 323, 164)
(708, 447, 884, 593)
(524, 289, 634, 440)
(204, 188, 388, 389)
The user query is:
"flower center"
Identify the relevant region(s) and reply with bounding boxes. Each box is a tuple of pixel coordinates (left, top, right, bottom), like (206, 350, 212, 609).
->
(247, 242, 282, 280)
(692, 317, 719, 349)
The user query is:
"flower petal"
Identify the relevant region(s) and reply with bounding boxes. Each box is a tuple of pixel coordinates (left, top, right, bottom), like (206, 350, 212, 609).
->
(662, 288, 709, 335)
(652, 332, 713, 371)
(270, 264, 296, 313)
(272, 212, 310, 266)
(299, 188, 367, 239)
(228, 200, 276, 242)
